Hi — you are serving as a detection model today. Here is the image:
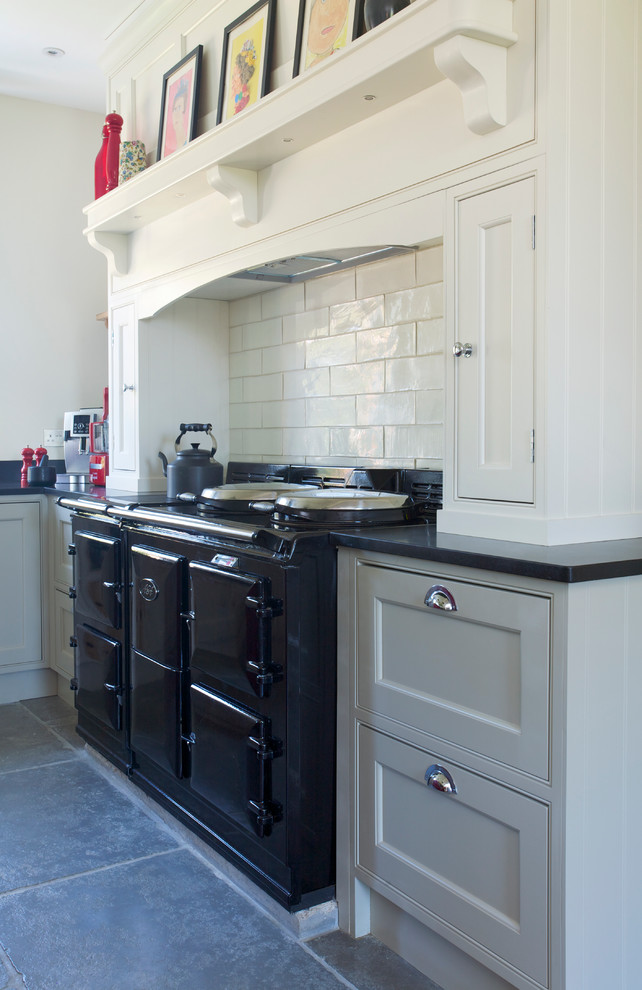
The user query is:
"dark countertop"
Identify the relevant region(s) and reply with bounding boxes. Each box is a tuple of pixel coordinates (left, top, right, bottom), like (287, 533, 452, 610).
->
(6, 481, 642, 584)
(0, 482, 107, 498)
(331, 524, 642, 583)
(0, 481, 165, 504)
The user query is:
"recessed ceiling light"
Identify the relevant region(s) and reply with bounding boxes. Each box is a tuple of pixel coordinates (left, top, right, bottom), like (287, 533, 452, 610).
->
(43, 47, 65, 58)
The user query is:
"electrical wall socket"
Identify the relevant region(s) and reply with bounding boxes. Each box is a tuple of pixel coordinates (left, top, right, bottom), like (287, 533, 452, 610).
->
(44, 429, 64, 447)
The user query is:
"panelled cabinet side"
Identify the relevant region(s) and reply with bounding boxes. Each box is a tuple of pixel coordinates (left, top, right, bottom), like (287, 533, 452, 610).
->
(47, 499, 76, 687)
(0, 499, 42, 673)
(0, 497, 58, 705)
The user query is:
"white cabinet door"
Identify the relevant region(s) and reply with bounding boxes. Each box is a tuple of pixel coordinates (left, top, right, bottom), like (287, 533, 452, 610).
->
(454, 175, 536, 503)
(0, 501, 41, 670)
(110, 302, 138, 474)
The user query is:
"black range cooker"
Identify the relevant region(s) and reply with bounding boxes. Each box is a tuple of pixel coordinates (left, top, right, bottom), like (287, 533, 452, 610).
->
(60, 463, 441, 911)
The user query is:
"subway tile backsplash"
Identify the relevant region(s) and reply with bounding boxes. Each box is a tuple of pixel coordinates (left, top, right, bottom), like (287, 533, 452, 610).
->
(228, 246, 444, 468)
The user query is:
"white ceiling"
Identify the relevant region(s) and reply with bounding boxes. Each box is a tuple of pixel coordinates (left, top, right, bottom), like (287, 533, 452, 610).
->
(0, 0, 146, 113)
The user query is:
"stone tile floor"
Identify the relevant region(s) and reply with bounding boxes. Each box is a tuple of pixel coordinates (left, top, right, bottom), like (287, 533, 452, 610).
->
(0, 697, 443, 990)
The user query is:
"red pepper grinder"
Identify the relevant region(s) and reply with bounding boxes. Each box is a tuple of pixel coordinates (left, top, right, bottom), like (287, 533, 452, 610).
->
(105, 112, 124, 193)
(94, 123, 110, 199)
(35, 446, 47, 466)
(21, 446, 35, 487)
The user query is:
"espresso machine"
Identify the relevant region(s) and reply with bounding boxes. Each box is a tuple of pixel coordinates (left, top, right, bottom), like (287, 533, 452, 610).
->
(63, 408, 103, 478)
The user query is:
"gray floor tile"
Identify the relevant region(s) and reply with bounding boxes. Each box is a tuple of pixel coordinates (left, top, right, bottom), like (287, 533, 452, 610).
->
(0, 703, 444, 989)
(0, 759, 179, 893)
(0, 849, 345, 990)
(46, 716, 83, 749)
(0, 941, 26, 989)
(0, 704, 75, 773)
(16, 697, 82, 750)
(20, 695, 76, 726)
(308, 930, 443, 990)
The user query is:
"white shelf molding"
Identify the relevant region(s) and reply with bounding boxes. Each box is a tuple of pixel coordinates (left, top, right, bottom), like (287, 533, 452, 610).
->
(206, 165, 258, 227)
(434, 33, 512, 134)
(83, 0, 518, 271)
(86, 231, 129, 276)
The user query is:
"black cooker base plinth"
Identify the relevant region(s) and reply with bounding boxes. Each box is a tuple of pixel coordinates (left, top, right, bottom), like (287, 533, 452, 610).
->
(129, 762, 335, 911)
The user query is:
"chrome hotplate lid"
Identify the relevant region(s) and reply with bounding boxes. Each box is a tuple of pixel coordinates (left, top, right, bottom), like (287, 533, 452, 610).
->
(271, 488, 428, 525)
(198, 481, 317, 508)
(274, 489, 411, 512)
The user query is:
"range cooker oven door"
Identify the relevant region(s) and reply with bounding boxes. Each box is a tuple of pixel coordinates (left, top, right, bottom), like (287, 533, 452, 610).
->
(129, 545, 187, 778)
(74, 530, 121, 629)
(76, 624, 122, 731)
(188, 560, 283, 699)
(190, 682, 283, 839)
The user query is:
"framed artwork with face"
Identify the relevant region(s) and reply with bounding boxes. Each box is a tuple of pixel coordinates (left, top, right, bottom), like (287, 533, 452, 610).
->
(293, 0, 359, 76)
(217, 0, 276, 124)
(157, 46, 203, 160)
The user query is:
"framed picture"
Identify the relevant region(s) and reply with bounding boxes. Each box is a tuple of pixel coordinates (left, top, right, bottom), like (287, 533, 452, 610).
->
(217, 0, 275, 124)
(157, 45, 203, 160)
(293, 0, 359, 77)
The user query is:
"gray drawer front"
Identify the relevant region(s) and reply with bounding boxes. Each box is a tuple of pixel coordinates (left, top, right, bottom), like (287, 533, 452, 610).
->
(357, 725, 549, 985)
(356, 562, 551, 777)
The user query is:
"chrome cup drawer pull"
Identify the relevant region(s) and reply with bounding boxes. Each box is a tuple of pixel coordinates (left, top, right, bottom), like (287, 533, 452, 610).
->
(424, 584, 457, 611)
(424, 764, 457, 794)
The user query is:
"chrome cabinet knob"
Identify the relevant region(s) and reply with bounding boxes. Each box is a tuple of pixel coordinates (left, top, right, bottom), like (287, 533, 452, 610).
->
(424, 584, 457, 611)
(425, 764, 457, 794)
(453, 342, 473, 358)
(123, 384, 135, 391)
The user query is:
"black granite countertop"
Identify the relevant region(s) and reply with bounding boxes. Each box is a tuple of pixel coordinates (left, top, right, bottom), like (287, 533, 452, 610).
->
(331, 524, 642, 583)
(0, 481, 164, 504)
(5, 480, 642, 584)
(0, 482, 104, 498)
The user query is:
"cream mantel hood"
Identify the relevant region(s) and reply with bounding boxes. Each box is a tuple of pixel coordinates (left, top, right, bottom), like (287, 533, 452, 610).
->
(83, 0, 529, 318)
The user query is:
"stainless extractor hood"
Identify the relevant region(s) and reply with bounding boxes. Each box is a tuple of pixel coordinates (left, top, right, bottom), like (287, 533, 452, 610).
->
(229, 246, 416, 284)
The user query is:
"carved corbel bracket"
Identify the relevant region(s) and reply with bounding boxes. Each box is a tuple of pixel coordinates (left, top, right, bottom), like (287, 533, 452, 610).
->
(433, 31, 516, 135)
(206, 165, 258, 227)
(86, 230, 129, 275)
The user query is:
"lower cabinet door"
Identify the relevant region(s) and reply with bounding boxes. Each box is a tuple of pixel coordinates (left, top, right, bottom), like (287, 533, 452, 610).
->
(190, 682, 283, 841)
(130, 649, 184, 777)
(76, 624, 122, 732)
(357, 725, 549, 986)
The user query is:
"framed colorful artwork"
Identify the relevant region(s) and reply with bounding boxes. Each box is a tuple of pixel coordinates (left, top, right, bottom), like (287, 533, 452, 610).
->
(216, 0, 276, 124)
(293, 0, 359, 76)
(157, 45, 203, 160)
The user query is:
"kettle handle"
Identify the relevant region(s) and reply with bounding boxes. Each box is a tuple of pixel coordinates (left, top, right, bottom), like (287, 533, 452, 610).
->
(174, 423, 217, 458)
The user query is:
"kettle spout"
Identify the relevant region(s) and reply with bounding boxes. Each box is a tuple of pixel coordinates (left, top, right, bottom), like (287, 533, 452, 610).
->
(158, 451, 168, 476)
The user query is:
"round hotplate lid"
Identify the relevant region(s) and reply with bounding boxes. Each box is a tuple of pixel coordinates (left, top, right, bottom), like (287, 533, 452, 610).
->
(198, 481, 317, 505)
(273, 489, 412, 512)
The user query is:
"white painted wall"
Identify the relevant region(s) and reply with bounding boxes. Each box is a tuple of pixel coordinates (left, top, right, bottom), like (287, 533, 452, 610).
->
(0, 96, 108, 463)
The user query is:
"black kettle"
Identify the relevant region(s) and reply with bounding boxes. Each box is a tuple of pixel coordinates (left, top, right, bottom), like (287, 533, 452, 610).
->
(158, 423, 224, 497)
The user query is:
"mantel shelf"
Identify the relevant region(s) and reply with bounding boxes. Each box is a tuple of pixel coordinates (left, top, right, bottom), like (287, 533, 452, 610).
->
(83, 0, 517, 273)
